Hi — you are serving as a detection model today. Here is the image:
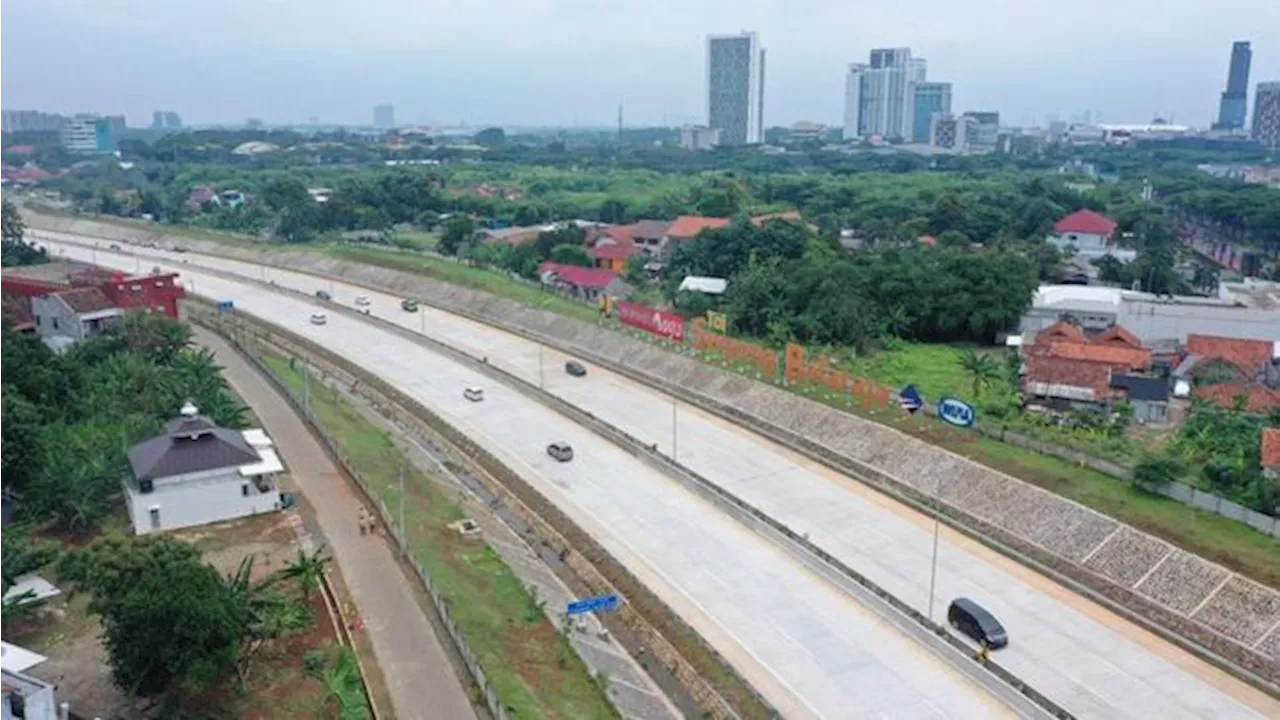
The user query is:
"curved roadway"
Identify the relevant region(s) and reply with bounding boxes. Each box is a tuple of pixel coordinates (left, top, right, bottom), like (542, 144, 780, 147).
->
(40, 232, 1279, 720)
(43, 236, 1018, 719)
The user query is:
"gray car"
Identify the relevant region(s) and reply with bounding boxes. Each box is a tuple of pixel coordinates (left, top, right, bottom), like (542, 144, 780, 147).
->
(547, 442, 574, 462)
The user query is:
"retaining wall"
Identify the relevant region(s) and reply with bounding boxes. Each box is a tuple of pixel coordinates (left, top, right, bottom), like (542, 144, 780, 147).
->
(28, 213, 1280, 689)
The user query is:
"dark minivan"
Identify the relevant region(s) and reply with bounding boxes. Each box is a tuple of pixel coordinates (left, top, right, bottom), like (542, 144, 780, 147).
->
(947, 598, 1008, 648)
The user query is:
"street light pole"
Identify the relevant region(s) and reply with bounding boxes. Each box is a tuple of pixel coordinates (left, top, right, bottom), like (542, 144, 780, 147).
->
(539, 345, 544, 389)
(928, 472, 942, 622)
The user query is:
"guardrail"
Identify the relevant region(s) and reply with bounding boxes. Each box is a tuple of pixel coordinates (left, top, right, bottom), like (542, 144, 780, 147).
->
(183, 280, 1066, 718)
(186, 302, 753, 720)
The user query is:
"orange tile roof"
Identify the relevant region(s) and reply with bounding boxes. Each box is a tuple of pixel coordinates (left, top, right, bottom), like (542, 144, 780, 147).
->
(1195, 383, 1280, 413)
(1263, 428, 1280, 469)
(1053, 209, 1117, 235)
(1185, 334, 1274, 373)
(1093, 325, 1142, 348)
(589, 238, 641, 261)
(1023, 355, 1119, 400)
(665, 215, 730, 238)
(1045, 342, 1152, 370)
(1035, 320, 1088, 345)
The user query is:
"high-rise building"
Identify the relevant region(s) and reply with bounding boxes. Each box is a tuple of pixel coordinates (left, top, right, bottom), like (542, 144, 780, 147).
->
(963, 111, 1000, 150)
(1215, 41, 1252, 130)
(680, 125, 722, 150)
(843, 48, 927, 140)
(1252, 82, 1280, 149)
(911, 82, 952, 143)
(374, 104, 395, 129)
(707, 32, 765, 145)
(2, 110, 66, 133)
(930, 114, 975, 151)
(60, 115, 115, 154)
(151, 111, 182, 129)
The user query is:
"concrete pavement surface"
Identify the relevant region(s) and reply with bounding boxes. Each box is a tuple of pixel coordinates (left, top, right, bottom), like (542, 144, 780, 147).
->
(192, 326, 479, 720)
(133, 239, 1278, 720)
(50, 239, 1020, 719)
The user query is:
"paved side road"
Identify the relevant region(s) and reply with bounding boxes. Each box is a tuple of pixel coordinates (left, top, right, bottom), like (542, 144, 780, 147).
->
(194, 328, 479, 720)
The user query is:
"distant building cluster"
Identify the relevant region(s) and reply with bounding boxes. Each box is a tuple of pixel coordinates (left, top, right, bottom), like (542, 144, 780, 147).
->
(151, 110, 183, 129)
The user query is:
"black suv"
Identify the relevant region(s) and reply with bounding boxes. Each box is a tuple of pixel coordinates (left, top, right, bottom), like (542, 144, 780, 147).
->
(564, 361, 586, 377)
(947, 598, 1008, 649)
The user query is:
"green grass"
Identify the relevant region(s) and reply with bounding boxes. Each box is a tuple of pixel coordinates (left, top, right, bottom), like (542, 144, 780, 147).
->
(392, 230, 440, 250)
(839, 341, 983, 403)
(325, 245, 605, 323)
(258, 350, 619, 720)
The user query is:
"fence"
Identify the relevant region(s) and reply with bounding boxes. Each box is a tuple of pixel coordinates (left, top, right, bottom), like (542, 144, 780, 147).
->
(1156, 482, 1280, 537)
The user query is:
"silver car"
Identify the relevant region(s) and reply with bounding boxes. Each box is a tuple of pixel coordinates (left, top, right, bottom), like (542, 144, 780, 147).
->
(547, 442, 574, 462)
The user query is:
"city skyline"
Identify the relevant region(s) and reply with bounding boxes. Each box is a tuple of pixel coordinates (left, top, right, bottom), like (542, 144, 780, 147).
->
(2, 0, 1278, 128)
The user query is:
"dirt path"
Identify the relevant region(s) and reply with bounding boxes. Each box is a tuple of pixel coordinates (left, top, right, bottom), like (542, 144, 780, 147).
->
(194, 327, 479, 720)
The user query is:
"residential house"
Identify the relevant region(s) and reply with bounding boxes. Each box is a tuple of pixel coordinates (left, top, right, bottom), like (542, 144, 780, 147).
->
(1263, 427, 1280, 479)
(1046, 209, 1134, 263)
(660, 215, 731, 256)
(185, 186, 219, 210)
(124, 403, 284, 534)
(4, 264, 186, 322)
(1, 295, 35, 332)
(630, 219, 673, 254)
(1022, 320, 1158, 412)
(30, 287, 122, 352)
(2, 643, 59, 720)
(219, 190, 247, 209)
(536, 262, 629, 301)
(1108, 375, 1171, 422)
(589, 236, 641, 273)
(1179, 333, 1280, 412)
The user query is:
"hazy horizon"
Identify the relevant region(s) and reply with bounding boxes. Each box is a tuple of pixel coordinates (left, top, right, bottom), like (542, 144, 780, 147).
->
(3, 0, 1279, 130)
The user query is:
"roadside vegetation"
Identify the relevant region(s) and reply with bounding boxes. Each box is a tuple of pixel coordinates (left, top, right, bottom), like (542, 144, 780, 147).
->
(256, 347, 620, 719)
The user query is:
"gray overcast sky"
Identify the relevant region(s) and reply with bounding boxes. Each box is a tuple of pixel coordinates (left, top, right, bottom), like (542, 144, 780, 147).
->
(3, 0, 1279, 129)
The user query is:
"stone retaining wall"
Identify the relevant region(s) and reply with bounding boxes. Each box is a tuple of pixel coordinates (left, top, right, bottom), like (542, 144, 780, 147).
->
(29, 213, 1279, 688)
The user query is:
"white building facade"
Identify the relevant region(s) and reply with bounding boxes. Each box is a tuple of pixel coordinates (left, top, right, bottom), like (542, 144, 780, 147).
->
(680, 125, 722, 150)
(124, 405, 284, 535)
(707, 32, 765, 145)
(843, 48, 926, 141)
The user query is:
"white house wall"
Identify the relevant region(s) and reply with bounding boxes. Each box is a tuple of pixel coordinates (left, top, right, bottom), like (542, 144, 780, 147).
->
(124, 469, 280, 535)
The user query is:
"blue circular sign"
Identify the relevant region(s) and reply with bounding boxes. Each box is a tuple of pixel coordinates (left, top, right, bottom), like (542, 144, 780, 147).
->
(938, 397, 976, 428)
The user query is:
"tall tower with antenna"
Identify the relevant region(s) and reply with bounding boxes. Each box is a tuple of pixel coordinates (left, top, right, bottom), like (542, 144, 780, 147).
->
(617, 103, 624, 143)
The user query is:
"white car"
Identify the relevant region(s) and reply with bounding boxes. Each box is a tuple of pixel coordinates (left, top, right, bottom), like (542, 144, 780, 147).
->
(463, 387, 485, 402)
(310, 312, 328, 325)
(354, 295, 371, 306)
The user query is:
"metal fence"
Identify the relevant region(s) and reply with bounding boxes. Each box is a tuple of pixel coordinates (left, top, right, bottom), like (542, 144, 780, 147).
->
(1155, 482, 1280, 537)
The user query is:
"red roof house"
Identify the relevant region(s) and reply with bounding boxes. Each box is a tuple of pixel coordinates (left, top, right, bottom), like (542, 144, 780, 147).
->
(1262, 428, 1280, 473)
(1195, 383, 1280, 414)
(665, 215, 731, 240)
(536, 262, 624, 298)
(1184, 334, 1276, 376)
(1053, 209, 1117, 236)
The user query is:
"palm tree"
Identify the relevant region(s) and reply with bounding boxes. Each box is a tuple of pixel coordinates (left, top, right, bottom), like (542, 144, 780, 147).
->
(958, 349, 1001, 398)
(278, 547, 331, 602)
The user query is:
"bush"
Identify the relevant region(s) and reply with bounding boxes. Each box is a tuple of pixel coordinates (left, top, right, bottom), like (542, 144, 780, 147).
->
(1131, 452, 1183, 491)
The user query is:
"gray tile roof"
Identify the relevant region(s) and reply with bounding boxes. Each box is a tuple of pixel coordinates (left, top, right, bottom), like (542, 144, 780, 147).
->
(128, 414, 260, 482)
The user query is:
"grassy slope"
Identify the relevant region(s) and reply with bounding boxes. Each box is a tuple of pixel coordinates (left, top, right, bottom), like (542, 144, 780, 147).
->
(259, 351, 618, 720)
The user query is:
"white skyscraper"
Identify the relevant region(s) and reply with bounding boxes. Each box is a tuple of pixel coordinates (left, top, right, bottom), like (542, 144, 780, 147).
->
(707, 32, 765, 145)
(843, 48, 926, 141)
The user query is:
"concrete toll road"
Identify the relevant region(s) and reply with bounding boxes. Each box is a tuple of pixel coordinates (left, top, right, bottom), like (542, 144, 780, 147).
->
(46, 238, 1023, 719)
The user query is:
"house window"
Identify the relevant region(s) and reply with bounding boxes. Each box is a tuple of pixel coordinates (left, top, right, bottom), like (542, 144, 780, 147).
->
(149, 507, 161, 530)
(155, 280, 166, 287)
(52, 318, 59, 330)
(242, 484, 250, 497)
(131, 284, 142, 291)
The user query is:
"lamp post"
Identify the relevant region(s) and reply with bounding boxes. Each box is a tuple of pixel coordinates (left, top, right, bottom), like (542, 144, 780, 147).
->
(672, 401, 678, 462)
(927, 472, 943, 622)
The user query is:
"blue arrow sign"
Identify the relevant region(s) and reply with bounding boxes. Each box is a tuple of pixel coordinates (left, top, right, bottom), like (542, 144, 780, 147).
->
(567, 593, 620, 616)
(899, 384, 923, 413)
(217, 299, 235, 313)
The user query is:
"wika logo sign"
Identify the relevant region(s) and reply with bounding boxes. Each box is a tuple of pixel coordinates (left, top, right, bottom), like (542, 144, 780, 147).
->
(937, 397, 976, 428)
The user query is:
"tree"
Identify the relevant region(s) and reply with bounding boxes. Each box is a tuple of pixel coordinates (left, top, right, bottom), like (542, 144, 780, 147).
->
(473, 127, 506, 146)
(623, 252, 649, 285)
(2, 199, 48, 267)
(549, 243, 592, 267)
(58, 534, 248, 699)
(1, 389, 44, 493)
(275, 547, 331, 602)
(438, 215, 475, 256)
(1, 525, 59, 620)
(1131, 452, 1183, 491)
(958, 349, 1001, 397)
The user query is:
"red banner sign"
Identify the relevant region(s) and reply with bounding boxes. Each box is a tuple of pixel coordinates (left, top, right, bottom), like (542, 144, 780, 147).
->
(615, 300, 685, 341)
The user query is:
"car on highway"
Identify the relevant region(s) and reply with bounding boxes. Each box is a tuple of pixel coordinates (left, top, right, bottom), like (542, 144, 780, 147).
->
(947, 598, 1007, 649)
(463, 386, 485, 402)
(565, 361, 587, 377)
(316, 290, 331, 301)
(354, 295, 371, 306)
(109, 243, 121, 251)
(546, 442, 574, 462)
(310, 312, 328, 326)
(401, 299, 419, 312)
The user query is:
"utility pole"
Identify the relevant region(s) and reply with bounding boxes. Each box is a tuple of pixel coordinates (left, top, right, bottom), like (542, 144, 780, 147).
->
(539, 345, 544, 389)
(928, 473, 942, 622)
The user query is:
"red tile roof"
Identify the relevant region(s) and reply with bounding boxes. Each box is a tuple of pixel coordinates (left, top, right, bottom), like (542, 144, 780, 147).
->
(597, 225, 636, 244)
(1185, 334, 1274, 373)
(631, 220, 672, 241)
(665, 215, 730, 239)
(1053, 209, 1117, 236)
(1195, 383, 1280, 413)
(56, 287, 117, 314)
(589, 239, 641, 262)
(918, 235, 938, 247)
(1, 295, 34, 330)
(1263, 428, 1280, 470)
(1023, 354, 1118, 400)
(1034, 320, 1088, 345)
(537, 262, 618, 290)
(1092, 325, 1142, 349)
(1043, 342, 1152, 371)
